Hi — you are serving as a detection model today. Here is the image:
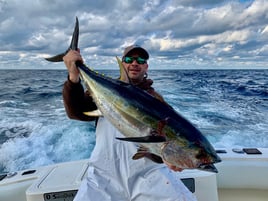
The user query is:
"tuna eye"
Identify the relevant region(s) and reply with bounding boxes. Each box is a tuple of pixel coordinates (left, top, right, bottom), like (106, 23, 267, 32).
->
(196, 150, 206, 159)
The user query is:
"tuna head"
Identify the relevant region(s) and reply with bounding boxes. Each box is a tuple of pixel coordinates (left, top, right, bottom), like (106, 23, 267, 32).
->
(160, 138, 221, 173)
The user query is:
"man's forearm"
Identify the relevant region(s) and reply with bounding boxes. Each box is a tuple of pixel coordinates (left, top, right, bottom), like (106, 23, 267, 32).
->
(62, 78, 97, 121)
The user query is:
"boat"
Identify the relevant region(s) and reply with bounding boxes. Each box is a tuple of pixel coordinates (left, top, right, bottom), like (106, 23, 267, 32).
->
(0, 147, 267, 201)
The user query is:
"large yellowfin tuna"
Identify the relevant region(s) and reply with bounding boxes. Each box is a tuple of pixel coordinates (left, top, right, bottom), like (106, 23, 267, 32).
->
(46, 18, 221, 172)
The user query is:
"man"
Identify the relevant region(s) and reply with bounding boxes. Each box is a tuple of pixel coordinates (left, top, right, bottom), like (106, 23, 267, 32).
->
(62, 45, 197, 201)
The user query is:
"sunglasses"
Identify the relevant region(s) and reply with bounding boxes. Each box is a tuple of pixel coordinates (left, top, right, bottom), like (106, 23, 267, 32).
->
(123, 56, 147, 64)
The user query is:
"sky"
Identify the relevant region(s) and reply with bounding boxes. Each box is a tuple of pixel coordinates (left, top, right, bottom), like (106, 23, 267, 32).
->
(0, 0, 268, 70)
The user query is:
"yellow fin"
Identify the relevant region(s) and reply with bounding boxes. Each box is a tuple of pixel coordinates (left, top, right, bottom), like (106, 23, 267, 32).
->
(83, 109, 103, 117)
(116, 56, 130, 83)
(132, 146, 163, 164)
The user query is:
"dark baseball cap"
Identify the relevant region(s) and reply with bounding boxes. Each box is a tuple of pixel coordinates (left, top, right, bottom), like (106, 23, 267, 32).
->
(122, 45, 149, 60)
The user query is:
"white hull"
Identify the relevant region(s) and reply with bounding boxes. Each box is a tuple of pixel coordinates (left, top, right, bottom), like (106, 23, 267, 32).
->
(1, 147, 268, 201)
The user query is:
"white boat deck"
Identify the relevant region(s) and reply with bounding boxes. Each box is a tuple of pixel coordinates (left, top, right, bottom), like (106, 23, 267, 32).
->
(0, 147, 267, 201)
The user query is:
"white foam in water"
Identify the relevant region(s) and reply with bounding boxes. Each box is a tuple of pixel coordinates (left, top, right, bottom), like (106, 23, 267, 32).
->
(0, 117, 96, 173)
(51, 122, 96, 162)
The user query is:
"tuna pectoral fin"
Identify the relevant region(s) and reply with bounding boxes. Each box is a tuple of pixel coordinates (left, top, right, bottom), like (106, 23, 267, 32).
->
(132, 147, 163, 164)
(83, 109, 103, 117)
(132, 152, 163, 163)
(198, 164, 218, 173)
(116, 135, 166, 143)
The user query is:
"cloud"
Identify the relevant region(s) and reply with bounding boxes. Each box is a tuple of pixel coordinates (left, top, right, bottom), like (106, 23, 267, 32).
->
(0, 0, 267, 69)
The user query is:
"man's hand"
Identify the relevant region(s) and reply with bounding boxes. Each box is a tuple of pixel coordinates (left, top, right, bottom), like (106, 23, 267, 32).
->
(63, 49, 83, 83)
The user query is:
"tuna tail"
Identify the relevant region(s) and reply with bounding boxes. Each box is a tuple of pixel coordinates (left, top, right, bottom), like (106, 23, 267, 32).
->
(45, 17, 79, 62)
(45, 17, 127, 84)
(44, 17, 127, 116)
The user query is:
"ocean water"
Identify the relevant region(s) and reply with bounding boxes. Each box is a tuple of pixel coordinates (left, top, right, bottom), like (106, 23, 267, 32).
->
(0, 69, 267, 174)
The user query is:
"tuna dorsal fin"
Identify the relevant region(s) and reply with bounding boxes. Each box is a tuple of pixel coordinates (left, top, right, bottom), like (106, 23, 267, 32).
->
(116, 56, 131, 84)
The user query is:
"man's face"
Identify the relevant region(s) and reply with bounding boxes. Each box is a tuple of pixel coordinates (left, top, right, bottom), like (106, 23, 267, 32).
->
(122, 52, 148, 84)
